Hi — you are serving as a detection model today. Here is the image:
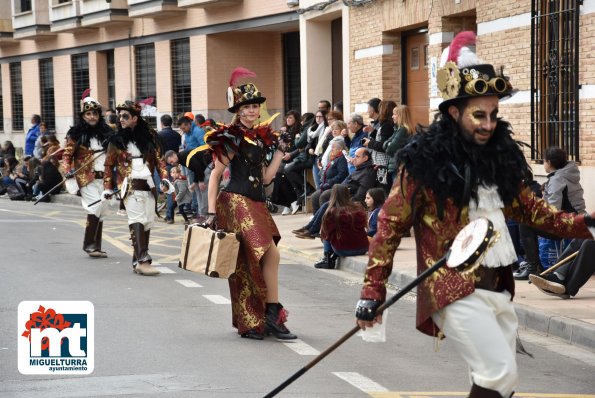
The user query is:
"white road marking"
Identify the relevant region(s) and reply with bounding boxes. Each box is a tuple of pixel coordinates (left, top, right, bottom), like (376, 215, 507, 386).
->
(332, 372, 389, 393)
(175, 280, 202, 288)
(282, 339, 320, 355)
(153, 267, 176, 274)
(202, 295, 231, 304)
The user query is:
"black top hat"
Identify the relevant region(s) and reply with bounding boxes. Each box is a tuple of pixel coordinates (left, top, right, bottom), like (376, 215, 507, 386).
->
(437, 31, 513, 113)
(226, 67, 266, 113)
(116, 100, 142, 116)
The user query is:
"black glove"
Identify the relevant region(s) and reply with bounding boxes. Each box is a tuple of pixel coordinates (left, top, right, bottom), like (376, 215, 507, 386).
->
(355, 299, 383, 321)
(205, 213, 217, 230)
(585, 213, 595, 228)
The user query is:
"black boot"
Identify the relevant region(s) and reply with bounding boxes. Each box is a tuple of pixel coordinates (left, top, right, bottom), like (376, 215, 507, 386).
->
(90, 220, 107, 258)
(83, 214, 100, 255)
(315, 252, 335, 269)
(468, 383, 504, 398)
(328, 252, 338, 269)
(516, 226, 542, 280)
(265, 303, 297, 340)
(240, 330, 264, 340)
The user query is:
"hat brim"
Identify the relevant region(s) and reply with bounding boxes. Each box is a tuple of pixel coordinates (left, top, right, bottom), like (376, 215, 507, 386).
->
(438, 91, 513, 113)
(228, 97, 266, 113)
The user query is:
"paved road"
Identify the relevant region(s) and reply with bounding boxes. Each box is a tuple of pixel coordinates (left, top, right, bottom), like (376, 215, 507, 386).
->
(1, 199, 594, 397)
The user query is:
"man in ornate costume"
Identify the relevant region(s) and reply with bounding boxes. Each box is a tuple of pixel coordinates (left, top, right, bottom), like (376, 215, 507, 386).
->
(355, 32, 595, 398)
(205, 67, 297, 340)
(62, 92, 113, 258)
(103, 100, 170, 276)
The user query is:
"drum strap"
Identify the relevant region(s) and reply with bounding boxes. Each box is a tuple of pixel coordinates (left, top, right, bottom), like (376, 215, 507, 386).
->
(474, 265, 510, 292)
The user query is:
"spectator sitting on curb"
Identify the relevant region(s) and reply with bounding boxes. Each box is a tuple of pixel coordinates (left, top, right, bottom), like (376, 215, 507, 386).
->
(365, 187, 386, 239)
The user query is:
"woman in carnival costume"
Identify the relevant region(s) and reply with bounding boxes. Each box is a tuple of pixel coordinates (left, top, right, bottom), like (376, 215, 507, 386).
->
(205, 67, 297, 340)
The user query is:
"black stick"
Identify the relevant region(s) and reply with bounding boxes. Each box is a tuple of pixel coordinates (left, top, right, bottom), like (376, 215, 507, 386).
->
(33, 151, 105, 205)
(263, 255, 448, 398)
(87, 189, 120, 207)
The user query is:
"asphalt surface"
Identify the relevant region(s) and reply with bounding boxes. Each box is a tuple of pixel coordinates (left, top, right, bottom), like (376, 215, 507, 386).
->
(1, 199, 594, 397)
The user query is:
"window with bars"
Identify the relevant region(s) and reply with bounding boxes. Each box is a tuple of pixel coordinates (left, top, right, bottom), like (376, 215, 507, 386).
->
(0, 70, 4, 133)
(10, 63, 23, 131)
(171, 38, 191, 125)
(531, 0, 580, 162)
(71, 54, 89, 120)
(17, 0, 32, 13)
(39, 58, 56, 132)
(135, 44, 157, 128)
(106, 50, 116, 112)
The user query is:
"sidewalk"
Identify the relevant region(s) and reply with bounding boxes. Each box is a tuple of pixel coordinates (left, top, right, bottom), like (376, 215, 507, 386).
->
(273, 212, 595, 353)
(46, 193, 595, 352)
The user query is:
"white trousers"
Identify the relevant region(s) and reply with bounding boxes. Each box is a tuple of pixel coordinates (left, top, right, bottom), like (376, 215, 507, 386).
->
(124, 190, 155, 230)
(80, 179, 108, 219)
(432, 289, 518, 397)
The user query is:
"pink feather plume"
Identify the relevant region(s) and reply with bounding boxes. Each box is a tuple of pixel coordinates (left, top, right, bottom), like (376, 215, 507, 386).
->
(228, 66, 256, 87)
(138, 97, 154, 106)
(447, 31, 476, 63)
(81, 88, 91, 100)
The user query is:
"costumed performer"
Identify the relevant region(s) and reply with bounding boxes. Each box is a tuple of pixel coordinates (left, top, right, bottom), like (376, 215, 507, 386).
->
(205, 67, 297, 341)
(103, 100, 171, 276)
(61, 90, 113, 258)
(354, 31, 595, 398)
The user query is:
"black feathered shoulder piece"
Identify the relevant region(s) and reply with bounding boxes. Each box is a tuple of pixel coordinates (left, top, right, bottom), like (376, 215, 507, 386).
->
(108, 120, 161, 160)
(397, 114, 530, 216)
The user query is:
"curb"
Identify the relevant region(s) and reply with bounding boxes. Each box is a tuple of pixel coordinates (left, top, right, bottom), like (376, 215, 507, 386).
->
(43, 196, 595, 352)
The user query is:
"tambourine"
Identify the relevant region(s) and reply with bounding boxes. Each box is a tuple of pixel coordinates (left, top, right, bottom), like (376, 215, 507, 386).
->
(447, 218, 498, 272)
(64, 177, 79, 195)
(119, 177, 130, 201)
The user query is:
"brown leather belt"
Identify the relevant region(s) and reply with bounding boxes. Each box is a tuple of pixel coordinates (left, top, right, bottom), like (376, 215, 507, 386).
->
(130, 179, 151, 191)
(94, 171, 104, 179)
(474, 265, 511, 292)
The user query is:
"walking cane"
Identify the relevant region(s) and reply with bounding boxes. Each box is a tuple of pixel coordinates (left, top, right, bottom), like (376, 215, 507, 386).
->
(538, 251, 579, 276)
(264, 218, 498, 398)
(33, 151, 105, 205)
(86, 189, 121, 207)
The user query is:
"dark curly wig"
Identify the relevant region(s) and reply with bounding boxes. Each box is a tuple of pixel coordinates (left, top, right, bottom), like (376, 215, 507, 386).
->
(397, 112, 531, 219)
(66, 116, 113, 150)
(109, 118, 161, 161)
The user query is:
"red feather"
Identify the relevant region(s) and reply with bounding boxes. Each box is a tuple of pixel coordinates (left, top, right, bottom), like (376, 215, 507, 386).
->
(228, 66, 256, 87)
(138, 97, 154, 106)
(447, 31, 476, 63)
(81, 88, 91, 100)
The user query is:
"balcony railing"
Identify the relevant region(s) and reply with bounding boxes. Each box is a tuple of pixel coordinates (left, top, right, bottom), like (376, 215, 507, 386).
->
(50, 0, 82, 32)
(12, 0, 54, 39)
(127, 0, 185, 18)
(177, 0, 241, 8)
(81, 0, 130, 28)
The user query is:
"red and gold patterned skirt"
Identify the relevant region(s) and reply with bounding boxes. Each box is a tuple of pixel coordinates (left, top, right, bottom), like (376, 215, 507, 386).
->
(216, 191, 281, 334)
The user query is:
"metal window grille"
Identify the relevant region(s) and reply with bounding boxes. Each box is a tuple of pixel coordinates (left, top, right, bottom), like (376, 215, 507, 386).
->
(171, 38, 191, 125)
(10, 63, 23, 131)
(531, 0, 580, 162)
(39, 58, 55, 132)
(71, 54, 89, 120)
(135, 44, 157, 129)
(106, 50, 116, 112)
(0, 70, 4, 132)
(18, 0, 31, 12)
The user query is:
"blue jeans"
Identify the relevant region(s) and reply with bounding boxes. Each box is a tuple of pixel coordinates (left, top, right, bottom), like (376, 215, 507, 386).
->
(312, 164, 321, 189)
(305, 202, 328, 234)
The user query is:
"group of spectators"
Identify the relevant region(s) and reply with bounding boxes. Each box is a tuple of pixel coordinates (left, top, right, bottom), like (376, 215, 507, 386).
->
(269, 98, 415, 269)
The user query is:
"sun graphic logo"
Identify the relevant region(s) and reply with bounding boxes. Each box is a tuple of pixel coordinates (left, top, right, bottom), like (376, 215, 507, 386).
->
(18, 301, 94, 375)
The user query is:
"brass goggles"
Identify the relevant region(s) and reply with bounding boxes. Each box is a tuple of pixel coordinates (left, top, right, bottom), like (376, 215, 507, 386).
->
(464, 77, 509, 96)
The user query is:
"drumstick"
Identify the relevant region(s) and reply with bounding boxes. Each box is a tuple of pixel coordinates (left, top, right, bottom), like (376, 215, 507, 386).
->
(538, 251, 578, 276)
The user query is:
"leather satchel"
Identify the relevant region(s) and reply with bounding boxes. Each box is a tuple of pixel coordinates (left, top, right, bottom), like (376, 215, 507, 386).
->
(178, 224, 240, 278)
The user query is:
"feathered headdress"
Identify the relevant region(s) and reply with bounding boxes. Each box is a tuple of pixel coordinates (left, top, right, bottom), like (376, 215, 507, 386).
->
(80, 89, 101, 114)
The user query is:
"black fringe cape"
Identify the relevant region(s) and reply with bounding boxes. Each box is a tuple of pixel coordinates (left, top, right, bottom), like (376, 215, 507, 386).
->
(397, 113, 531, 219)
(108, 119, 162, 162)
(66, 117, 113, 150)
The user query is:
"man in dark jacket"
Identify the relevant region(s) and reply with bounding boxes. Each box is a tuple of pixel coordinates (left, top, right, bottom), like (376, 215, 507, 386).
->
(158, 114, 181, 153)
(316, 147, 376, 207)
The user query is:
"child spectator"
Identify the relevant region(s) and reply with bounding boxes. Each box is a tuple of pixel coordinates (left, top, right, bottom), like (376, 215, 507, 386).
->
(170, 166, 192, 225)
(364, 187, 386, 239)
(316, 184, 369, 269)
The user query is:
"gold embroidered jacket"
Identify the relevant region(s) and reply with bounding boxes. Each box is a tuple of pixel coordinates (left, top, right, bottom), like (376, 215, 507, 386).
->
(102, 143, 168, 190)
(360, 170, 593, 337)
(61, 139, 101, 188)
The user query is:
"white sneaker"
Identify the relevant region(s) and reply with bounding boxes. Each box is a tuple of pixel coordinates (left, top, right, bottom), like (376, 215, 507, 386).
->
(290, 201, 300, 215)
(281, 207, 291, 216)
